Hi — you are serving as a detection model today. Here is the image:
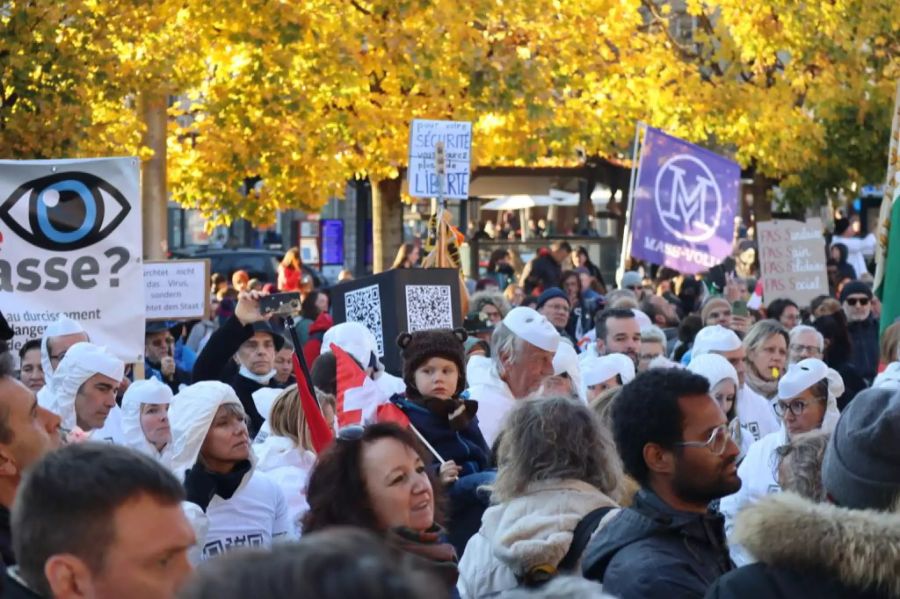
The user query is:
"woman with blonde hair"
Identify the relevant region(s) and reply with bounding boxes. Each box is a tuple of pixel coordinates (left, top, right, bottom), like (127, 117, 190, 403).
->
(742, 319, 789, 404)
(391, 242, 420, 269)
(253, 384, 317, 537)
(458, 397, 622, 597)
(278, 247, 302, 291)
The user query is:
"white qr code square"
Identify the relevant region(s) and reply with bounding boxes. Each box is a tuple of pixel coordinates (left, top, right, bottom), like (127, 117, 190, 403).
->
(405, 285, 453, 333)
(344, 284, 385, 357)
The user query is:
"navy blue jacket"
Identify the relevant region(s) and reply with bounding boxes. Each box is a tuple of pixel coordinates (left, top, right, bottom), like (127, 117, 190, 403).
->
(583, 489, 733, 599)
(393, 397, 490, 476)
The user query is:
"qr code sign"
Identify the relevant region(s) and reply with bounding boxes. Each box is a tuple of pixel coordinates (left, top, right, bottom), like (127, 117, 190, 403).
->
(405, 285, 453, 332)
(344, 284, 385, 357)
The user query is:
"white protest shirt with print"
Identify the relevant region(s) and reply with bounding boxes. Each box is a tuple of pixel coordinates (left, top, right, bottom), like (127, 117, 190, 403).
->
(736, 383, 780, 442)
(201, 469, 292, 560)
(468, 372, 516, 448)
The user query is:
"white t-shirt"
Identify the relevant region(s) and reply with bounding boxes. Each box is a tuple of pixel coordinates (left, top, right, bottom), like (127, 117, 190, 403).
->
(737, 383, 780, 442)
(200, 470, 294, 561)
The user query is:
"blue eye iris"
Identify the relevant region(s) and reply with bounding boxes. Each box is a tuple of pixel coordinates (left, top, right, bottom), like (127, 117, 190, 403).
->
(0, 171, 130, 251)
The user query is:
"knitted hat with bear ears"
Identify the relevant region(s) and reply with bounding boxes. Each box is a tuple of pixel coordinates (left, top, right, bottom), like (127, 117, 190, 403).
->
(397, 328, 468, 399)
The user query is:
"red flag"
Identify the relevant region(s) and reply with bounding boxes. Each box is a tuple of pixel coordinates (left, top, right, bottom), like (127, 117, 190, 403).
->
(291, 353, 333, 453)
(376, 402, 410, 427)
(333, 344, 368, 427)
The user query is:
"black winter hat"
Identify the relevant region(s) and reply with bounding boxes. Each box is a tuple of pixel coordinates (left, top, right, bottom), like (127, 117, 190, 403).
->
(397, 328, 468, 398)
(839, 280, 873, 303)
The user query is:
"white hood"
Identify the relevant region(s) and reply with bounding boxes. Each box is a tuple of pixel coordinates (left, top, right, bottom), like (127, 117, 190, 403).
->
(321, 322, 379, 369)
(40, 315, 86, 377)
(874, 362, 900, 390)
(121, 378, 175, 466)
(43, 342, 124, 431)
(466, 355, 495, 387)
(167, 381, 253, 479)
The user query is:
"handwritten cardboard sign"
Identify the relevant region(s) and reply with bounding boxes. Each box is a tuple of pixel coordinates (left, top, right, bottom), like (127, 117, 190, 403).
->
(408, 119, 472, 199)
(144, 259, 210, 321)
(757, 218, 828, 307)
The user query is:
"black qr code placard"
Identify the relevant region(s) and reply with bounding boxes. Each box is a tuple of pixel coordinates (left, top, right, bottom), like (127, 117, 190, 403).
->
(344, 284, 385, 356)
(405, 285, 453, 332)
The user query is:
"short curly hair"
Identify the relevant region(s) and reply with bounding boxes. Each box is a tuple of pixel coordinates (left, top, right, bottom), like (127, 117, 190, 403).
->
(470, 290, 511, 318)
(611, 368, 710, 486)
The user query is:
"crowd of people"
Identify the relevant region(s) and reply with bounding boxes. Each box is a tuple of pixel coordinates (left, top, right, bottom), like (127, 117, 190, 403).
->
(1, 217, 899, 599)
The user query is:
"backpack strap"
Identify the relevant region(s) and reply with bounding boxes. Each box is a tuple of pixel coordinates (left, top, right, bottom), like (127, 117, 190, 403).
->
(557, 506, 616, 572)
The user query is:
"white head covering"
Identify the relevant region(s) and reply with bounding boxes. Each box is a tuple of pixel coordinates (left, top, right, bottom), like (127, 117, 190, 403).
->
(251, 387, 283, 423)
(503, 307, 560, 353)
(167, 381, 252, 479)
(873, 362, 900, 390)
(45, 342, 124, 431)
(692, 325, 742, 357)
(631, 309, 653, 331)
(688, 353, 739, 391)
(121, 378, 175, 463)
(777, 358, 843, 433)
(552, 342, 584, 402)
(581, 353, 636, 387)
(321, 322, 380, 369)
(40, 315, 87, 376)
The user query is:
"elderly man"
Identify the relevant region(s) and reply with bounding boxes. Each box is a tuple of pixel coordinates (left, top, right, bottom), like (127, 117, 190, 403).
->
(638, 326, 668, 372)
(41, 342, 126, 444)
(840, 281, 879, 384)
(36, 316, 89, 406)
(536, 287, 572, 340)
(145, 321, 192, 395)
(787, 325, 824, 365)
(693, 325, 779, 442)
(468, 307, 559, 446)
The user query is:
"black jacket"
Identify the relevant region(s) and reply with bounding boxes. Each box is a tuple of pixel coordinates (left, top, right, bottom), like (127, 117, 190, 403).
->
(144, 358, 192, 395)
(847, 314, 880, 383)
(0, 507, 12, 569)
(192, 316, 272, 437)
(582, 489, 733, 599)
(704, 492, 899, 599)
(521, 253, 561, 295)
(2, 569, 43, 599)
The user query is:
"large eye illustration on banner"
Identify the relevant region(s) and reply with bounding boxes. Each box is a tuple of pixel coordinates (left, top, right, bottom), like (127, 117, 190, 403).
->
(0, 172, 131, 251)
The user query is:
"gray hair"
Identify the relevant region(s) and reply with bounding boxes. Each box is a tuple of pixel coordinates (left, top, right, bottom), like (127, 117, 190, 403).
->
(743, 319, 789, 356)
(789, 324, 824, 351)
(776, 429, 831, 501)
(490, 322, 524, 373)
(470, 290, 511, 318)
(640, 325, 667, 345)
(605, 288, 638, 310)
(492, 396, 623, 503)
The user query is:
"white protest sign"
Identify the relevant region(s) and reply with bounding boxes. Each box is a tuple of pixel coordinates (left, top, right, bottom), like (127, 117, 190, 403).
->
(0, 158, 144, 362)
(408, 119, 472, 199)
(757, 218, 828, 307)
(144, 260, 210, 321)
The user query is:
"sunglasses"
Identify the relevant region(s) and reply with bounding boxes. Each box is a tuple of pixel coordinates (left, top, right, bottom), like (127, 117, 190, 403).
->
(845, 297, 869, 307)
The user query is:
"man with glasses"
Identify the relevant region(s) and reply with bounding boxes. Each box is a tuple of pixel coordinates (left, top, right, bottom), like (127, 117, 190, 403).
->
(620, 270, 645, 302)
(787, 325, 824, 365)
(536, 287, 572, 343)
(145, 321, 192, 394)
(840, 280, 879, 384)
(35, 315, 89, 407)
(583, 368, 740, 598)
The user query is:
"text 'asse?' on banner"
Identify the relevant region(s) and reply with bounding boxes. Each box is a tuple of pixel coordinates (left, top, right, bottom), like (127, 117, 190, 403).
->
(144, 259, 210, 321)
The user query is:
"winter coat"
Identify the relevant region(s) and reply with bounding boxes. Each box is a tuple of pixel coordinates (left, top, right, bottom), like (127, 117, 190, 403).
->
(252, 434, 316, 538)
(277, 264, 301, 292)
(168, 381, 294, 564)
(705, 493, 900, 599)
(582, 489, 733, 599)
(521, 252, 561, 295)
(192, 316, 277, 437)
(457, 480, 618, 598)
(144, 357, 191, 395)
(302, 312, 333, 370)
(737, 383, 780, 442)
(393, 397, 490, 476)
(0, 507, 11, 568)
(847, 314, 880, 384)
(467, 367, 517, 448)
(2, 569, 43, 599)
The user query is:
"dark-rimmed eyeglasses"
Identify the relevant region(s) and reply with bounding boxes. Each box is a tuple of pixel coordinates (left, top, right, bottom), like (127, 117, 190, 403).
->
(337, 425, 364, 442)
(674, 423, 731, 455)
(845, 297, 869, 307)
(774, 399, 813, 417)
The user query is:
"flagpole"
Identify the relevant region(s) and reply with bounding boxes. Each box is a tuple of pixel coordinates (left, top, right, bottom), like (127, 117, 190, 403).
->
(617, 122, 646, 286)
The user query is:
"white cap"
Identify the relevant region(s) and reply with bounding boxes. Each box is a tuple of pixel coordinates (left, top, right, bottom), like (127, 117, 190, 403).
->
(122, 378, 173, 406)
(503, 307, 560, 353)
(778, 358, 843, 400)
(40, 315, 87, 376)
(553, 341, 579, 376)
(688, 353, 739, 390)
(692, 325, 742, 357)
(632, 309, 653, 331)
(582, 353, 635, 386)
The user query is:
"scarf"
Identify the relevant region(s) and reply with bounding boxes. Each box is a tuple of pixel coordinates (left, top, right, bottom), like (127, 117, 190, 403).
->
(238, 365, 276, 385)
(416, 395, 478, 431)
(184, 459, 253, 511)
(386, 525, 458, 588)
(744, 361, 779, 399)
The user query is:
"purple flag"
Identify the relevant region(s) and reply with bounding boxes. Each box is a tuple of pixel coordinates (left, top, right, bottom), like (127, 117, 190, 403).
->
(629, 127, 740, 274)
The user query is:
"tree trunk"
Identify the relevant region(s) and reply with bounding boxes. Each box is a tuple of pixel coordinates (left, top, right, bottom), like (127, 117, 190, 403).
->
(140, 91, 168, 260)
(371, 177, 403, 272)
(752, 171, 773, 224)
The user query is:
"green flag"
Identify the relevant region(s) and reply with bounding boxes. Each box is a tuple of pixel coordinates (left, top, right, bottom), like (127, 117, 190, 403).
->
(875, 81, 900, 336)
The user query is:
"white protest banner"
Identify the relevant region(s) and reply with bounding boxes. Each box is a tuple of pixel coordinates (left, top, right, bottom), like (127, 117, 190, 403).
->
(0, 158, 144, 362)
(408, 119, 472, 199)
(144, 260, 210, 321)
(757, 218, 828, 307)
